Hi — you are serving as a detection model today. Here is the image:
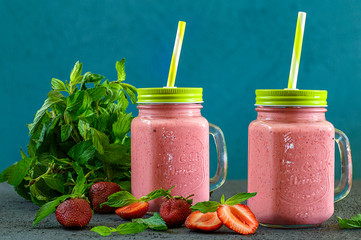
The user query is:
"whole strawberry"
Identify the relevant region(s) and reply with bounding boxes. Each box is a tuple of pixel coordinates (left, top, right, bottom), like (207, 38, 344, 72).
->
(89, 182, 122, 213)
(160, 194, 193, 227)
(55, 198, 92, 228)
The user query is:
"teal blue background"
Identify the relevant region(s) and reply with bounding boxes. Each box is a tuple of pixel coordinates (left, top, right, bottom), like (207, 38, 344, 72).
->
(0, 0, 360, 180)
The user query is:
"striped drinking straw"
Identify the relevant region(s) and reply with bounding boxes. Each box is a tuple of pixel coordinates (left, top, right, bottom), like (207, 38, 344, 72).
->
(167, 21, 186, 88)
(288, 12, 307, 89)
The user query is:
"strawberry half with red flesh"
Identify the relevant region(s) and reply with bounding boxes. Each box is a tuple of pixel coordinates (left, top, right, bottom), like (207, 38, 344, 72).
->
(55, 198, 93, 228)
(101, 188, 171, 220)
(115, 202, 149, 220)
(160, 194, 193, 227)
(185, 210, 223, 232)
(190, 192, 258, 235)
(217, 204, 258, 235)
(89, 182, 122, 213)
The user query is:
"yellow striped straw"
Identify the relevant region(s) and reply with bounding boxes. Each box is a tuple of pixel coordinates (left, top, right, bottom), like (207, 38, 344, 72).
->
(167, 21, 186, 87)
(288, 12, 307, 89)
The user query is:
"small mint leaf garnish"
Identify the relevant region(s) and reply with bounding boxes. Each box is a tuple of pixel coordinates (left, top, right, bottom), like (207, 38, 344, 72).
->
(90, 226, 117, 236)
(138, 189, 168, 202)
(338, 214, 361, 229)
(225, 192, 257, 205)
(100, 191, 138, 208)
(191, 201, 221, 213)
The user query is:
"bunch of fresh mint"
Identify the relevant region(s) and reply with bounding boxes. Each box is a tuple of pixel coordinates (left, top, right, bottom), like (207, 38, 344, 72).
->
(0, 59, 136, 206)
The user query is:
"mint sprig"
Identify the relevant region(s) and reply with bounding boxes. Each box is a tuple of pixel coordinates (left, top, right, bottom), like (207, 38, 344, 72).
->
(132, 213, 168, 231)
(101, 188, 171, 208)
(0, 59, 136, 207)
(338, 214, 361, 229)
(91, 213, 167, 236)
(191, 192, 257, 213)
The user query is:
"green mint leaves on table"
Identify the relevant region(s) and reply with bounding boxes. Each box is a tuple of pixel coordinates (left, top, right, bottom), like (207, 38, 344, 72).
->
(0, 59, 136, 207)
(101, 188, 171, 208)
(91, 213, 167, 236)
(338, 214, 361, 229)
(191, 192, 257, 213)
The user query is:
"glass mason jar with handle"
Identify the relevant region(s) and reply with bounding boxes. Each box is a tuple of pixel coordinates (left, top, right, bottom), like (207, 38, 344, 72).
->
(131, 87, 227, 212)
(247, 89, 352, 228)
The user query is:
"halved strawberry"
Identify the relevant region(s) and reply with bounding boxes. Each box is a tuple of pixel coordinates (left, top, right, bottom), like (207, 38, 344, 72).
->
(216, 204, 258, 235)
(185, 210, 223, 232)
(115, 202, 149, 220)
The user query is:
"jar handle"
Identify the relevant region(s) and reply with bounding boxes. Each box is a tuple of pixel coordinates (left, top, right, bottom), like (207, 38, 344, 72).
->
(209, 123, 228, 192)
(334, 128, 352, 202)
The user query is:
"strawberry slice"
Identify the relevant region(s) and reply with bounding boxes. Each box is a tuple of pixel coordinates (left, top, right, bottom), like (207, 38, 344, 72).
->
(185, 210, 223, 232)
(216, 204, 258, 235)
(115, 202, 149, 220)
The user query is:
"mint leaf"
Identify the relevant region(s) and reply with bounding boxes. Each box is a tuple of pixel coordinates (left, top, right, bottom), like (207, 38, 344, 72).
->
(112, 113, 132, 142)
(96, 143, 130, 166)
(101, 191, 138, 208)
(30, 182, 49, 202)
(116, 91, 129, 112)
(77, 120, 90, 139)
(225, 192, 257, 205)
(91, 226, 117, 236)
(191, 201, 221, 213)
(82, 72, 105, 84)
(7, 157, 33, 186)
(87, 86, 107, 101)
(61, 124, 73, 142)
(121, 83, 137, 104)
(0, 164, 17, 183)
(29, 97, 63, 136)
(66, 91, 85, 112)
(51, 78, 67, 91)
(42, 175, 65, 194)
(36, 124, 47, 149)
(68, 140, 96, 165)
(116, 222, 147, 235)
(72, 167, 86, 195)
(33, 194, 71, 227)
(116, 59, 126, 81)
(90, 128, 110, 154)
(77, 91, 92, 115)
(139, 189, 169, 202)
(133, 213, 168, 231)
(338, 214, 361, 229)
(14, 182, 31, 201)
(70, 61, 83, 85)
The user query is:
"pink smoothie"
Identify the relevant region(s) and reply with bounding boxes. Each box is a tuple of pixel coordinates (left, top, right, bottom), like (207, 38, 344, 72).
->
(248, 107, 335, 226)
(131, 104, 209, 212)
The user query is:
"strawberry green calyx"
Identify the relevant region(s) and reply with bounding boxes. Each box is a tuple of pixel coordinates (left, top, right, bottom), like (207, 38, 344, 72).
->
(191, 192, 257, 214)
(163, 192, 194, 205)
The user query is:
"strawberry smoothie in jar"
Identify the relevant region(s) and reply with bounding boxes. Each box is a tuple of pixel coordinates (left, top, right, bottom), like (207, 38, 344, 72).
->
(247, 89, 352, 228)
(131, 88, 227, 212)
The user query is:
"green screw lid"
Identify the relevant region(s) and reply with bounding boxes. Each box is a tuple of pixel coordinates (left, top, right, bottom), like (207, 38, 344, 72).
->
(137, 87, 203, 103)
(255, 89, 327, 107)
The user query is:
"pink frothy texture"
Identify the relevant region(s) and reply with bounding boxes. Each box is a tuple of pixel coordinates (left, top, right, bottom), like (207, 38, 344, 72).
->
(248, 107, 334, 226)
(131, 104, 209, 212)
